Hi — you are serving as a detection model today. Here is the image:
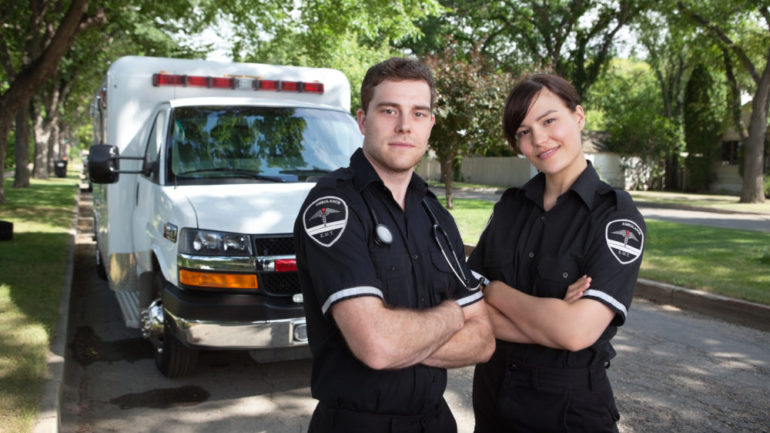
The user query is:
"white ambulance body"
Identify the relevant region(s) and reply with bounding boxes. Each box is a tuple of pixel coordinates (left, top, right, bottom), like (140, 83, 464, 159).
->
(89, 56, 361, 376)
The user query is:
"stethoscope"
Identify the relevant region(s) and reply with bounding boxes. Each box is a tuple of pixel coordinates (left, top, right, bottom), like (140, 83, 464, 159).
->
(362, 190, 477, 290)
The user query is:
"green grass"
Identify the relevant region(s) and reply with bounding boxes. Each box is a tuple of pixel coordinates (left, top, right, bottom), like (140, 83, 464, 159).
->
(443, 198, 770, 305)
(0, 173, 77, 433)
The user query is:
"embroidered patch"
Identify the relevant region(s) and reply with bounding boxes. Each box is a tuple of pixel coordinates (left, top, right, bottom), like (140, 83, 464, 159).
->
(605, 219, 644, 265)
(303, 195, 349, 247)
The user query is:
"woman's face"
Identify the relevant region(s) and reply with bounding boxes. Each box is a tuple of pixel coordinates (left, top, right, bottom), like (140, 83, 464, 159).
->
(515, 88, 586, 181)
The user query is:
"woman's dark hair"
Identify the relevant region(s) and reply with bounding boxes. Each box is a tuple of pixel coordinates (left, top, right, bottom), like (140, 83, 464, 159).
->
(502, 74, 580, 148)
(360, 57, 436, 113)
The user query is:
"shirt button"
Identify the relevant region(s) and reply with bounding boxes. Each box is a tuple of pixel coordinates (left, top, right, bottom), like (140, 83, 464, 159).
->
(412, 254, 419, 261)
(528, 251, 534, 258)
(390, 266, 396, 271)
(562, 272, 569, 279)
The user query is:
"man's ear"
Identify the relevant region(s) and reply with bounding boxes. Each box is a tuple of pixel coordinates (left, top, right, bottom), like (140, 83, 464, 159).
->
(356, 109, 367, 135)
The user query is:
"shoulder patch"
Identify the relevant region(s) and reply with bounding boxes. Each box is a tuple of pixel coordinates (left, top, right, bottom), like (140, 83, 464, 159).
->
(302, 195, 349, 247)
(605, 219, 644, 265)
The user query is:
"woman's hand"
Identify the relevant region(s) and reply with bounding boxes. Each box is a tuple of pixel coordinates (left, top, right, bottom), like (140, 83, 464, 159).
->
(563, 275, 591, 303)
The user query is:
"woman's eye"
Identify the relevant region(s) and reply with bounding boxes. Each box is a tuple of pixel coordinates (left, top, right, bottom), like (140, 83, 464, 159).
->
(544, 118, 556, 125)
(516, 129, 530, 137)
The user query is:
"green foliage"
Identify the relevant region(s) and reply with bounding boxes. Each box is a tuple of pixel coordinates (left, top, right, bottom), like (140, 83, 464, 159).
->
(408, 0, 651, 98)
(683, 64, 726, 191)
(423, 42, 510, 205)
(586, 58, 681, 188)
(222, 0, 444, 112)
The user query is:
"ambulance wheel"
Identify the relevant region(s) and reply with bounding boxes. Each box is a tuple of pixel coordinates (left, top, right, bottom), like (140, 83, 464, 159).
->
(95, 245, 107, 280)
(155, 319, 199, 378)
(152, 272, 198, 378)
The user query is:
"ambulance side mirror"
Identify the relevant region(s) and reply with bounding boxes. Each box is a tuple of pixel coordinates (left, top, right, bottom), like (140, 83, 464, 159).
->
(89, 144, 121, 184)
(88, 144, 144, 184)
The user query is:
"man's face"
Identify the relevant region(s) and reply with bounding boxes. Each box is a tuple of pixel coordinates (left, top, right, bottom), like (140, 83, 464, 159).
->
(357, 79, 435, 177)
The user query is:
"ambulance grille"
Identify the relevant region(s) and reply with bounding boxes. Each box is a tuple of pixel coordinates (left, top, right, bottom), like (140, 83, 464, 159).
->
(254, 235, 299, 297)
(259, 273, 300, 297)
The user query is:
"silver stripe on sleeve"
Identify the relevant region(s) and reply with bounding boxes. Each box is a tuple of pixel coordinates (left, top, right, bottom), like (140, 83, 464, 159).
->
(456, 290, 484, 307)
(471, 270, 490, 286)
(321, 286, 384, 314)
(583, 289, 627, 318)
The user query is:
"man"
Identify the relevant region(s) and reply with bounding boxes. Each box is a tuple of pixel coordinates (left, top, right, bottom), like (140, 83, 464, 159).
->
(294, 57, 495, 433)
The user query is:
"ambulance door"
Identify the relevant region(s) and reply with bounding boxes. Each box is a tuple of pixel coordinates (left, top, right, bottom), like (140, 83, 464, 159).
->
(132, 106, 169, 279)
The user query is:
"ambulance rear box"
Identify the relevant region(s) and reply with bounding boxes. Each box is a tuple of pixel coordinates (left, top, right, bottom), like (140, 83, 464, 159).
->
(88, 56, 361, 377)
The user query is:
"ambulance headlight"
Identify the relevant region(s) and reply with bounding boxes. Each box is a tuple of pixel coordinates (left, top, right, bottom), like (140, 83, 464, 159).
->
(179, 228, 252, 256)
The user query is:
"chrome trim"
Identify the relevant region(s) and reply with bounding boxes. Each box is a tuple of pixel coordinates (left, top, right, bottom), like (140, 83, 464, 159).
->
(256, 254, 296, 271)
(178, 253, 255, 271)
(166, 310, 308, 349)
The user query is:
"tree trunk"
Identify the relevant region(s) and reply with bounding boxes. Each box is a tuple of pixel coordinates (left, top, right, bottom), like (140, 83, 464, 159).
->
(441, 154, 454, 209)
(47, 120, 61, 175)
(739, 63, 770, 203)
(0, 0, 91, 204)
(13, 101, 32, 188)
(33, 100, 51, 179)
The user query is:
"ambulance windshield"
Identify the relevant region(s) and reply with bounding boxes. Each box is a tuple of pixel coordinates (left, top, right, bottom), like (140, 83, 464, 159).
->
(168, 106, 362, 184)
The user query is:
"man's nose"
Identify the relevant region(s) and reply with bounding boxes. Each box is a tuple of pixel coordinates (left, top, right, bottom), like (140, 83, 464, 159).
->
(396, 113, 412, 132)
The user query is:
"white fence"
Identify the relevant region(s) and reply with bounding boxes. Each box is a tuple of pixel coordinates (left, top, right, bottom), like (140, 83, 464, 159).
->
(416, 153, 633, 189)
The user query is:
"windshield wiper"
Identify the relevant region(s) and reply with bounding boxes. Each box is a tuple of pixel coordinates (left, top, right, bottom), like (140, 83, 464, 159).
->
(176, 168, 285, 182)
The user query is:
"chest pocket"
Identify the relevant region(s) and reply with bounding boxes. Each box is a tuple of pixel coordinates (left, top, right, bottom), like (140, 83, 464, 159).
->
(428, 250, 461, 304)
(372, 253, 413, 308)
(534, 256, 581, 298)
(482, 248, 515, 284)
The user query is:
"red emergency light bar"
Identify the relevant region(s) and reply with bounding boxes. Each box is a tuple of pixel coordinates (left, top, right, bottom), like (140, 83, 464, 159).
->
(274, 258, 297, 272)
(152, 73, 324, 94)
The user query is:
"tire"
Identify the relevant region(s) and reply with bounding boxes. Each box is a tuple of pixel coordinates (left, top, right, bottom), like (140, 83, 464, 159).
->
(152, 272, 198, 378)
(155, 319, 199, 378)
(95, 245, 107, 280)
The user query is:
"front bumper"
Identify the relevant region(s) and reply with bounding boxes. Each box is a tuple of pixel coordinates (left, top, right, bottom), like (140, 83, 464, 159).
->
(162, 280, 307, 349)
(167, 309, 307, 349)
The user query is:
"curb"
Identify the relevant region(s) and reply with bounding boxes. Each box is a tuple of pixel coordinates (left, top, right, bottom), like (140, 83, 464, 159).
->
(31, 188, 79, 433)
(635, 278, 770, 332)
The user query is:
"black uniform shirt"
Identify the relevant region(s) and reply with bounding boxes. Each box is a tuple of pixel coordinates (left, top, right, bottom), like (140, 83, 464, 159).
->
(294, 148, 483, 415)
(468, 162, 645, 368)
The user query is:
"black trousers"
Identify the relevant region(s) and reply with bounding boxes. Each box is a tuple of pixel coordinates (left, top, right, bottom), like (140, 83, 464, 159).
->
(473, 359, 620, 433)
(308, 398, 457, 433)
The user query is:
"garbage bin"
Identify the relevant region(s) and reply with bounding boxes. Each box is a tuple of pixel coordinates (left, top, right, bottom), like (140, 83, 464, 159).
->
(0, 220, 12, 241)
(54, 160, 68, 178)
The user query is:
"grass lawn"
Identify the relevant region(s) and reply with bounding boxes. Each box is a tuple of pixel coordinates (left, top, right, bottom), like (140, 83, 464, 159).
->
(441, 197, 770, 305)
(0, 173, 77, 433)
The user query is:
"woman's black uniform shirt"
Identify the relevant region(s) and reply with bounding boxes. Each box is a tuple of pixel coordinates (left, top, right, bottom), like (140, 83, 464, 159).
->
(468, 162, 646, 368)
(294, 148, 483, 415)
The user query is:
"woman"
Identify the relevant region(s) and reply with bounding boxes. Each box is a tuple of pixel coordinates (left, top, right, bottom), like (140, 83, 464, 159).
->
(469, 74, 646, 432)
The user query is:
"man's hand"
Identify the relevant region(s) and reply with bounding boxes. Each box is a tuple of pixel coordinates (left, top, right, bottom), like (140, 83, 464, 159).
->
(564, 275, 591, 303)
(331, 297, 464, 370)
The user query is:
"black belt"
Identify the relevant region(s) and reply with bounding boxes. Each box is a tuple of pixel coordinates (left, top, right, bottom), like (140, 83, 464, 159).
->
(504, 361, 610, 391)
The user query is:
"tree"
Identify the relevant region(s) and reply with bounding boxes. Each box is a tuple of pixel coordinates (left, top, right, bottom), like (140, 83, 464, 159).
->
(219, 0, 444, 112)
(0, 0, 105, 204)
(423, 42, 509, 209)
(587, 58, 679, 189)
(683, 64, 726, 191)
(677, 0, 770, 203)
(410, 0, 649, 98)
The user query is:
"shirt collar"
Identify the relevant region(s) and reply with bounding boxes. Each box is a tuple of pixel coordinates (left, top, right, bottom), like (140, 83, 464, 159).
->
(521, 160, 598, 209)
(349, 147, 430, 197)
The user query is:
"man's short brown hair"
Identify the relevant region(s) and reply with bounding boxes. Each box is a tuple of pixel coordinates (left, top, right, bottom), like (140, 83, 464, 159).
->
(360, 57, 436, 113)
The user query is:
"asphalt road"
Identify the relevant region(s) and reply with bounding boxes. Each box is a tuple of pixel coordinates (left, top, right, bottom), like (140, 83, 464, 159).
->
(58, 193, 770, 433)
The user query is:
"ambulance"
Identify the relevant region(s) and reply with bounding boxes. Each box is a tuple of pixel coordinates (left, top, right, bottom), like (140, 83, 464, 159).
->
(88, 56, 362, 377)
